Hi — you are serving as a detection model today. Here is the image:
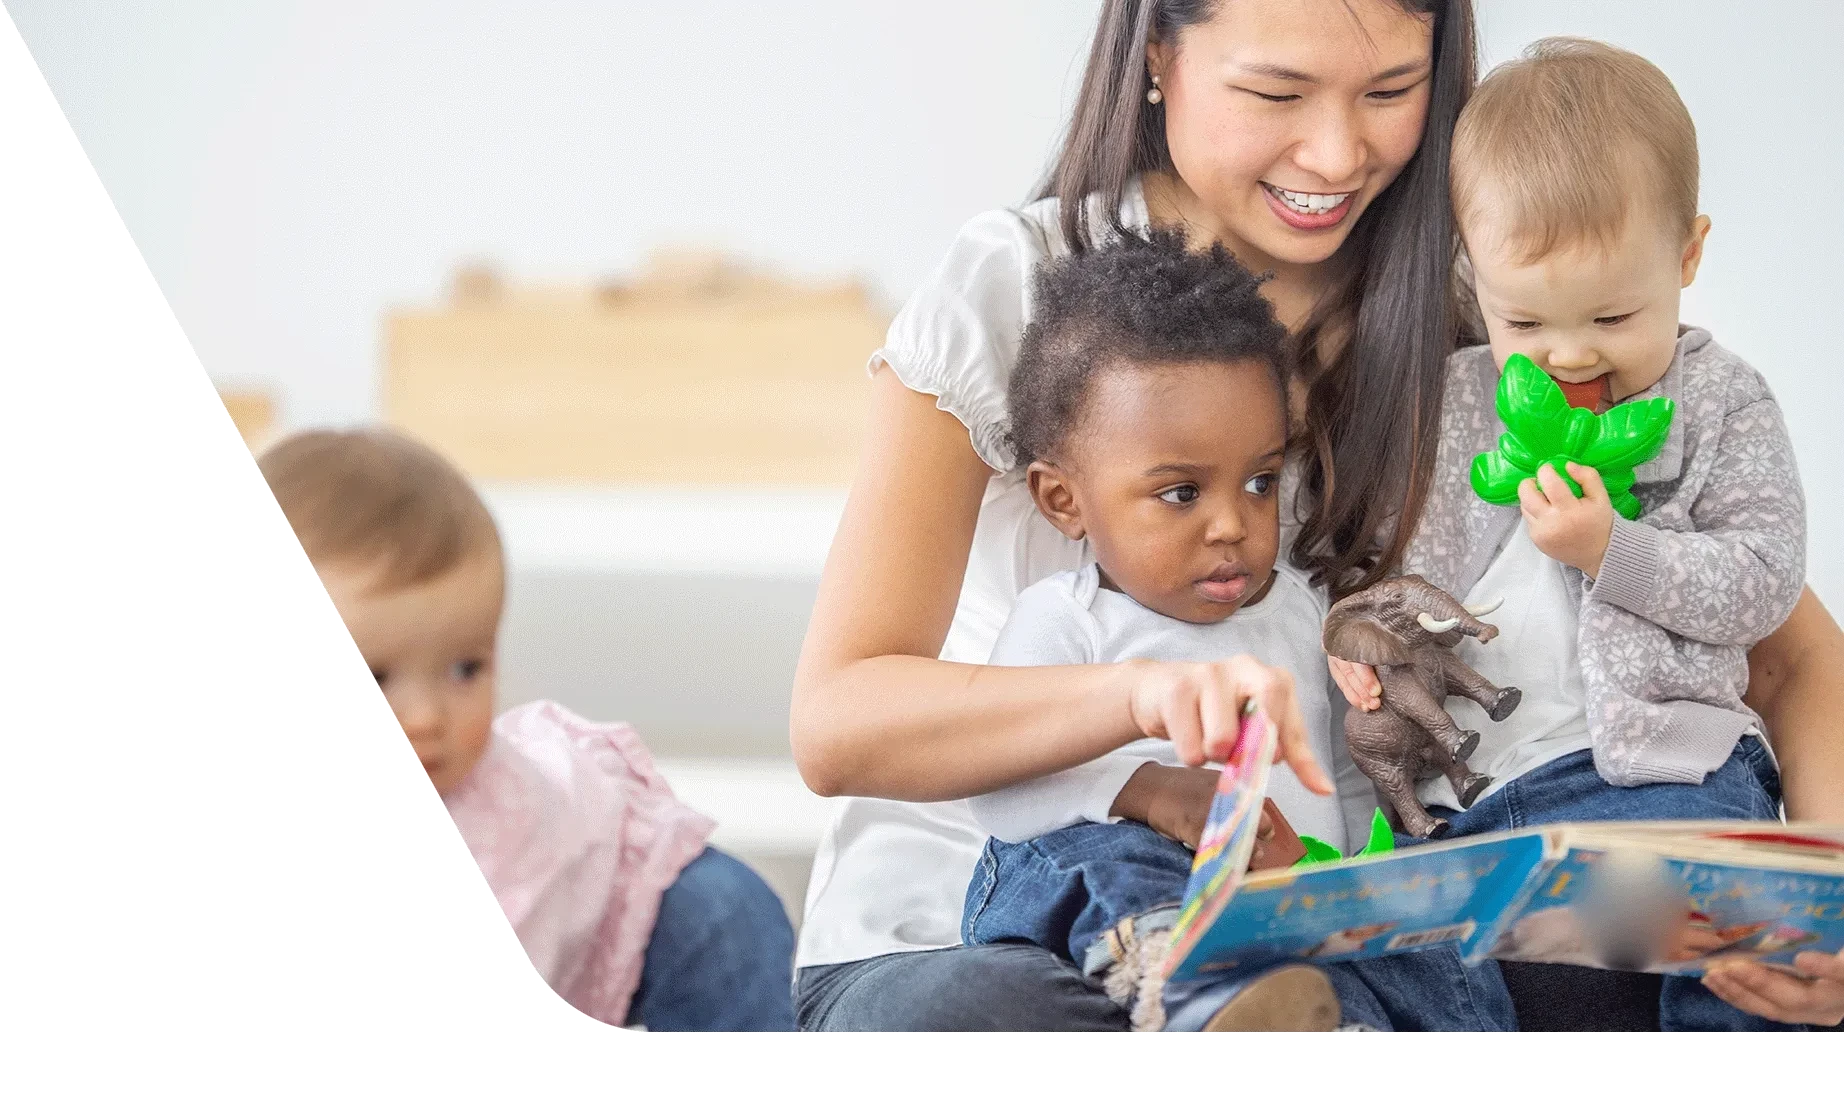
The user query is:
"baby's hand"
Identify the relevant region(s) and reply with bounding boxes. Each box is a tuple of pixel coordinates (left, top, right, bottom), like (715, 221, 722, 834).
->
(1664, 918, 1727, 964)
(1519, 461, 1614, 577)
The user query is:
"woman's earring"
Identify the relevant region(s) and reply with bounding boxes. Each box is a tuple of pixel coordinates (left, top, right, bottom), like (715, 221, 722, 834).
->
(1147, 75, 1163, 105)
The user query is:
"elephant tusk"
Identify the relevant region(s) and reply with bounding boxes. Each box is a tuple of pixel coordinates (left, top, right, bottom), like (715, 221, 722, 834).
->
(1465, 598, 1503, 617)
(1417, 613, 1462, 633)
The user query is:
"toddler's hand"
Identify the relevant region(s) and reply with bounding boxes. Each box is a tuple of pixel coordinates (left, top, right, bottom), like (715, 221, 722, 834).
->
(1114, 767, 1307, 866)
(1519, 461, 1615, 577)
(1126, 655, 1333, 795)
(1329, 654, 1382, 713)
(1115, 763, 1219, 849)
(1249, 798, 1309, 871)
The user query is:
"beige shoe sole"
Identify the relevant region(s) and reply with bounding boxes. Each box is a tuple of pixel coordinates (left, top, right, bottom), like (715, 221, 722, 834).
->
(1203, 964, 1341, 1032)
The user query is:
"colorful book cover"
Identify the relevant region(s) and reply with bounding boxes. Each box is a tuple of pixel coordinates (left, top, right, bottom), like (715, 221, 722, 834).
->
(1166, 827, 1550, 981)
(1163, 704, 1276, 966)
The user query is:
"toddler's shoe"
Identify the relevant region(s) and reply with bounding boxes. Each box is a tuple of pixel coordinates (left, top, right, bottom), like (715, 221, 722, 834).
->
(1196, 964, 1340, 1032)
(1087, 910, 1340, 1032)
(1088, 907, 1179, 1031)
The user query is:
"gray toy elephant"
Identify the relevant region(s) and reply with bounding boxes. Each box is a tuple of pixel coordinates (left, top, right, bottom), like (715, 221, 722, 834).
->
(1322, 575, 1522, 838)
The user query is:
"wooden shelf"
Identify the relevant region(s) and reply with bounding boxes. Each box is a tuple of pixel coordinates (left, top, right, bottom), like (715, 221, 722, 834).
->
(219, 390, 276, 450)
(384, 256, 888, 485)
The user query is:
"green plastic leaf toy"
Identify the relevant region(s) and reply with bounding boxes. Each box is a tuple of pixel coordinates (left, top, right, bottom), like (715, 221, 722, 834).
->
(1294, 808, 1396, 869)
(1294, 837, 1343, 866)
(1469, 353, 1674, 521)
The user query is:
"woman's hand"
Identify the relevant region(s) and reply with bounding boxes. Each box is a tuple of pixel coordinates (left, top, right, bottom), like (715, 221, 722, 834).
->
(1125, 655, 1333, 795)
(1702, 950, 1844, 1028)
(1328, 654, 1382, 713)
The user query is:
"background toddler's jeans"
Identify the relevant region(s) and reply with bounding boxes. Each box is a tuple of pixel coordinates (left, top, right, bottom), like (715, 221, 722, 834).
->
(627, 847, 796, 1031)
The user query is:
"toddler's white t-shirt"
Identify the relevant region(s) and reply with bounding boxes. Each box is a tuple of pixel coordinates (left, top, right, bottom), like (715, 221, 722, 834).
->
(1417, 521, 1591, 812)
(1415, 519, 1762, 813)
(966, 562, 1371, 851)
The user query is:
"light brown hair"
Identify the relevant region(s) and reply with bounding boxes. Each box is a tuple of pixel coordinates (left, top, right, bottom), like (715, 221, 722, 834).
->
(1453, 37, 1699, 261)
(258, 427, 501, 591)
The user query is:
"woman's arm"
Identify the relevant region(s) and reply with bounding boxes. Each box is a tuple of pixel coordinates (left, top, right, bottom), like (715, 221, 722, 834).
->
(789, 367, 1329, 803)
(1745, 586, 1844, 823)
(1698, 586, 1844, 1027)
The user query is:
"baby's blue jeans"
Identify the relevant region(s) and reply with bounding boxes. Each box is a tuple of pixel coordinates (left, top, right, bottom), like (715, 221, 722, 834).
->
(628, 847, 796, 1031)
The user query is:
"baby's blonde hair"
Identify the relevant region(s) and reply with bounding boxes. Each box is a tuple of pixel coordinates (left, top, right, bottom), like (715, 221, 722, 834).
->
(258, 427, 501, 591)
(1453, 37, 1699, 261)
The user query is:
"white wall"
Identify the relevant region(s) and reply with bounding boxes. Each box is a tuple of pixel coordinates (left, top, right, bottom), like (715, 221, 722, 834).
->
(11, 0, 1839, 595)
(5, 0, 1101, 422)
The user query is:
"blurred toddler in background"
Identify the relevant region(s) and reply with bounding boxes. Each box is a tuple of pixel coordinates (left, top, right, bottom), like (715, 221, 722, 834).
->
(259, 428, 796, 1031)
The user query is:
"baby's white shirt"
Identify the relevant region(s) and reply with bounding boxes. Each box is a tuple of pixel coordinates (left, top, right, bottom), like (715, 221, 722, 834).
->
(1417, 521, 1591, 811)
(966, 562, 1371, 851)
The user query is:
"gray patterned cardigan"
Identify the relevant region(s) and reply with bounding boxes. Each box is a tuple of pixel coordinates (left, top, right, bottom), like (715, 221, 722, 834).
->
(1399, 327, 1806, 787)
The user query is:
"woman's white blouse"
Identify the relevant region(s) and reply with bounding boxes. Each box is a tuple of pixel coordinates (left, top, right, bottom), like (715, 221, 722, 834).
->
(796, 183, 1444, 969)
(795, 187, 1162, 968)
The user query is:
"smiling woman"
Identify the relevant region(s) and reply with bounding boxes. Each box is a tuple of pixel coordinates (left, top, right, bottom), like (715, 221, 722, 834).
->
(1140, 13, 1433, 300)
(789, 0, 1483, 1032)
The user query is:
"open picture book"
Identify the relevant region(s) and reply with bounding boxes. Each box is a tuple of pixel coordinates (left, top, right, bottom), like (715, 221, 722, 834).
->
(1164, 708, 1844, 984)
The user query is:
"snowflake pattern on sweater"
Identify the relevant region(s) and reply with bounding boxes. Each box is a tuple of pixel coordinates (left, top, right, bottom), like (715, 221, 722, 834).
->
(1400, 328, 1806, 787)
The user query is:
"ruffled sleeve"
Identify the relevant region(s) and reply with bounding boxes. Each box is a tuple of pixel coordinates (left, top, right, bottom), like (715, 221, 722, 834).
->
(871, 206, 1052, 474)
(448, 700, 713, 1029)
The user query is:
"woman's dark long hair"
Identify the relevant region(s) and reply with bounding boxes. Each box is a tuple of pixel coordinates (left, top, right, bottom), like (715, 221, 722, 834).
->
(1036, 0, 1477, 597)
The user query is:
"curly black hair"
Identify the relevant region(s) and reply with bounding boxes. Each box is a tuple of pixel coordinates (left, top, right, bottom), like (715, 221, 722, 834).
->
(1006, 227, 1289, 467)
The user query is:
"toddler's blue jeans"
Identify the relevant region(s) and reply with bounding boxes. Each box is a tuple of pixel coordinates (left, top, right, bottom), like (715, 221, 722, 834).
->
(962, 820, 1513, 1030)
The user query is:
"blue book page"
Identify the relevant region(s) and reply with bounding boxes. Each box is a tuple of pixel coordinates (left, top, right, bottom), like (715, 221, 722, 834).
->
(1168, 830, 1552, 983)
(1484, 844, 1844, 975)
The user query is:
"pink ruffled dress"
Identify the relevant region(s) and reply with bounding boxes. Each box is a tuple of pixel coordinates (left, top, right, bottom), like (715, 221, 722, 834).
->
(443, 700, 714, 1027)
